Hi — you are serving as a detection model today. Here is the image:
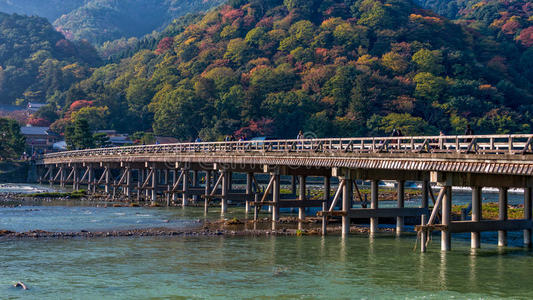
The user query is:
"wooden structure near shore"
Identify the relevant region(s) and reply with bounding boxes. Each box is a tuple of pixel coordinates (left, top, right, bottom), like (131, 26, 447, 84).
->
(38, 134, 533, 251)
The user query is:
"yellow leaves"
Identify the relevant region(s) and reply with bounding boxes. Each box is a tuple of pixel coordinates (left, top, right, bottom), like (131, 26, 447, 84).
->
(472, 1, 486, 9)
(408, 13, 443, 24)
(184, 37, 196, 45)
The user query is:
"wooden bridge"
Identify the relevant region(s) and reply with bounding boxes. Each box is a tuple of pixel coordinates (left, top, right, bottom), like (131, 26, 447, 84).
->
(38, 134, 533, 251)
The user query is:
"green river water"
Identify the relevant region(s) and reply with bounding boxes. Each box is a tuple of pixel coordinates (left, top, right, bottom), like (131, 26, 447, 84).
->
(1, 185, 532, 299)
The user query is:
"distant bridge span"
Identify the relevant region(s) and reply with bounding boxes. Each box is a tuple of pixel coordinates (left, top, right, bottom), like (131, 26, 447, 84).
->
(39, 134, 533, 252)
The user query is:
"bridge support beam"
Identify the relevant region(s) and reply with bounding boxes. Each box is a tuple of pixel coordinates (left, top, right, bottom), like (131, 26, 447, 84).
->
(396, 180, 404, 236)
(221, 171, 228, 215)
(342, 176, 353, 237)
(151, 165, 157, 204)
(272, 172, 280, 230)
(182, 169, 189, 207)
(442, 186, 452, 251)
(245, 172, 252, 215)
(204, 171, 211, 213)
(498, 187, 508, 247)
(324, 176, 330, 207)
(72, 165, 79, 191)
(420, 181, 429, 252)
(370, 180, 379, 234)
(525, 187, 532, 247)
(298, 175, 306, 229)
(471, 187, 482, 249)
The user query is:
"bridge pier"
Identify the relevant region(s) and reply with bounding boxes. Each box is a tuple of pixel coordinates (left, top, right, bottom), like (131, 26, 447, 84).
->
(151, 165, 157, 205)
(221, 171, 228, 215)
(498, 187, 508, 247)
(182, 169, 189, 207)
(441, 185, 452, 251)
(396, 180, 405, 236)
(298, 175, 306, 230)
(272, 172, 280, 230)
(525, 187, 532, 247)
(341, 176, 353, 237)
(471, 187, 482, 249)
(370, 179, 379, 234)
(245, 172, 253, 215)
(204, 171, 211, 213)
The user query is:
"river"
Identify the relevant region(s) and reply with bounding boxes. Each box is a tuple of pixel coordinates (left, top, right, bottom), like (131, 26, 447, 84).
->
(1, 184, 532, 299)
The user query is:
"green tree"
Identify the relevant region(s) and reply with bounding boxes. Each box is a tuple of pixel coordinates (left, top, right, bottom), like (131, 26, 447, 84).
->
(93, 132, 111, 148)
(0, 118, 25, 160)
(65, 119, 95, 150)
(412, 49, 444, 75)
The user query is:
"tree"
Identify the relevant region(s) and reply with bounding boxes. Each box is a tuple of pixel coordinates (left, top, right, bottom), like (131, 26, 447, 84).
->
(0, 118, 25, 160)
(414, 72, 447, 102)
(93, 132, 111, 148)
(412, 48, 444, 75)
(65, 119, 95, 150)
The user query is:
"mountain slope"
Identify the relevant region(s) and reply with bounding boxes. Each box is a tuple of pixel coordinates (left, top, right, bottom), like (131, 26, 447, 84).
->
(0, 0, 88, 21)
(415, 0, 532, 48)
(51, 0, 533, 139)
(53, 0, 226, 44)
(0, 12, 100, 106)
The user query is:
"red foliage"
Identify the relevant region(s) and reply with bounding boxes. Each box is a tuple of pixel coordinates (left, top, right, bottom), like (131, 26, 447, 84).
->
(155, 37, 174, 54)
(234, 118, 274, 139)
(256, 17, 273, 28)
(518, 26, 533, 47)
(501, 19, 521, 34)
(69, 100, 94, 112)
(221, 6, 244, 23)
(27, 117, 50, 127)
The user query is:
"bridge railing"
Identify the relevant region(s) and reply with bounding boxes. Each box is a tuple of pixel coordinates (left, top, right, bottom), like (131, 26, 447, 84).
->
(44, 134, 533, 159)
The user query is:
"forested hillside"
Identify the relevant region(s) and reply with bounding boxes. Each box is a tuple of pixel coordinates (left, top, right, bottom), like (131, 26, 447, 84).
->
(0, 0, 225, 48)
(416, 0, 532, 48)
(47, 0, 533, 140)
(54, 0, 226, 45)
(0, 13, 100, 106)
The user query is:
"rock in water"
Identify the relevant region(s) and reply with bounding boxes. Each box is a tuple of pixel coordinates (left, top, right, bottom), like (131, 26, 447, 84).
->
(14, 281, 28, 290)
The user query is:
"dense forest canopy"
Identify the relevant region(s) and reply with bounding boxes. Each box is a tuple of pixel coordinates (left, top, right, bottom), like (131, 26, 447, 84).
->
(416, 0, 533, 48)
(43, 0, 533, 141)
(53, 0, 226, 45)
(0, 12, 100, 106)
(0, 0, 226, 46)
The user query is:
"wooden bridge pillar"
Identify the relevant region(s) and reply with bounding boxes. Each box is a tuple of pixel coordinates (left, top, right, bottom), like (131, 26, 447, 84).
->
(498, 187, 508, 247)
(151, 165, 157, 204)
(272, 172, 280, 229)
(370, 179, 379, 234)
(104, 165, 110, 193)
(324, 176, 331, 206)
(396, 180, 405, 236)
(72, 165, 79, 191)
(87, 166, 94, 193)
(442, 186, 452, 251)
(60, 166, 66, 188)
(221, 171, 228, 215)
(524, 187, 532, 247)
(49, 166, 54, 186)
(420, 181, 429, 252)
(192, 170, 198, 202)
(204, 171, 211, 213)
(182, 169, 189, 207)
(298, 175, 306, 224)
(245, 172, 253, 214)
(471, 187, 482, 248)
(291, 176, 297, 195)
(341, 176, 353, 237)
(125, 167, 131, 198)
